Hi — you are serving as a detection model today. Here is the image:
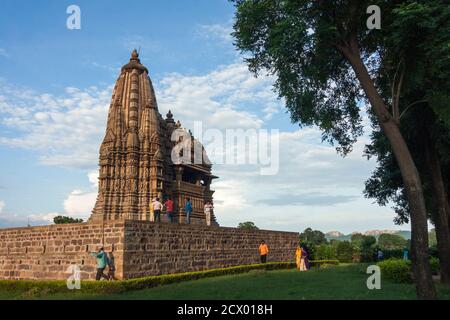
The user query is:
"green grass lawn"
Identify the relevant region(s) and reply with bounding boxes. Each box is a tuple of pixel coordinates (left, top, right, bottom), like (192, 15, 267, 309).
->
(2, 264, 450, 300)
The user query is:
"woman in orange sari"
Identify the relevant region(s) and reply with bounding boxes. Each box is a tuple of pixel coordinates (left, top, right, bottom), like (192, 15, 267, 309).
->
(295, 246, 302, 270)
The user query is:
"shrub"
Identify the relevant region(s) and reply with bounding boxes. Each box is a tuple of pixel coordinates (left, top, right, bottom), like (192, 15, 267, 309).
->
(314, 244, 337, 260)
(0, 262, 297, 295)
(430, 257, 440, 275)
(381, 249, 404, 259)
(336, 241, 354, 263)
(377, 258, 412, 283)
(428, 246, 439, 259)
(378, 233, 407, 250)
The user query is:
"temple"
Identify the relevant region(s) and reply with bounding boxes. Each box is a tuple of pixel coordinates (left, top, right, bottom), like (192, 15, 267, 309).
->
(89, 50, 218, 225)
(0, 50, 299, 281)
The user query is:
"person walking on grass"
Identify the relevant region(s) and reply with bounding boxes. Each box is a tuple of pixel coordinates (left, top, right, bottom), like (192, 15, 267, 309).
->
(185, 197, 192, 224)
(403, 247, 409, 261)
(90, 247, 108, 281)
(204, 201, 214, 226)
(152, 197, 163, 223)
(300, 245, 309, 271)
(258, 240, 269, 264)
(164, 197, 174, 223)
(107, 252, 116, 281)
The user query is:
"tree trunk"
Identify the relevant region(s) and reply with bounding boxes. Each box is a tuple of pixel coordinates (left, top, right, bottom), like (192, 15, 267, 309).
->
(337, 38, 436, 299)
(424, 134, 450, 284)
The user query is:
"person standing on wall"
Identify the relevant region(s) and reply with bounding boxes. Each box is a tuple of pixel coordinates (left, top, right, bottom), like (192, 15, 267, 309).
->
(184, 197, 193, 224)
(90, 247, 108, 281)
(164, 197, 174, 223)
(204, 201, 214, 226)
(259, 240, 269, 263)
(152, 197, 163, 223)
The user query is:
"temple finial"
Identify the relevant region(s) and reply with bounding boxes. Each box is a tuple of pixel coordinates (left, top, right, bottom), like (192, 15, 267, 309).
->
(131, 49, 139, 60)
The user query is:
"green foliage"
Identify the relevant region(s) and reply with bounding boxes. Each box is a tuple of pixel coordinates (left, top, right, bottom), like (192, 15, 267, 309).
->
(309, 260, 340, 269)
(237, 221, 259, 230)
(430, 257, 440, 275)
(351, 234, 377, 262)
(231, 0, 376, 155)
(378, 233, 408, 250)
(299, 228, 328, 246)
(0, 262, 295, 296)
(428, 229, 437, 247)
(6, 264, 450, 300)
(53, 216, 83, 224)
(314, 244, 337, 260)
(428, 246, 440, 259)
(363, 1, 450, 225)
(378, 258, 412, 283)
(335, 241, 355, 263)
(381, 249, 404, 260)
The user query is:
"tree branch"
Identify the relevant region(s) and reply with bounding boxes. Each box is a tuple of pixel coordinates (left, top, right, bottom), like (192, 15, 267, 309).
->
(399, 99, 427, 119)
(391, 59, 404, 123)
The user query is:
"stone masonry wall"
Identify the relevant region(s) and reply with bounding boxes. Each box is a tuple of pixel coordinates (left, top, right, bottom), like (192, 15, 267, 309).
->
(123, 221, 299, 279)
(0, 220, 298, 280)
(0, 222, 124, 280)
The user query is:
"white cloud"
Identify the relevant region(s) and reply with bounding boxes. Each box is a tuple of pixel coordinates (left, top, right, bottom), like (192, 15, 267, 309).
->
(0, 60, 399, 233)
(0, 62, 279, 168)
(63, 171, 98, 220)
(196, 23, 234, 44)
(157, 62, 279, 130)
(29, 212, 59, 223)
(0, 172, 97, 228)
(63, 190, 96, 220)
(0, 82, 111, 168)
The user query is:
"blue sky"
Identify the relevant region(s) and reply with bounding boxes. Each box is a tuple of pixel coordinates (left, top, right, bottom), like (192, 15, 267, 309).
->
(0, 0, 406, 233)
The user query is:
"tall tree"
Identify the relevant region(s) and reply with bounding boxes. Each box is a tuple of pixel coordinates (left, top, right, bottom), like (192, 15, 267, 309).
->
(300, 228, 328, 245)
(365, 109, 450, 283)
(378, 233, 408, 250)
(237, 221, 259, 230)
(231, 0, 445, 298)
(53, 216, 83, 224)
(364, 1, 450, 283)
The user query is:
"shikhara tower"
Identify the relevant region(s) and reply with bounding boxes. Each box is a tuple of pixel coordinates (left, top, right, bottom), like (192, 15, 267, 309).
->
(90, 50, 218, 225)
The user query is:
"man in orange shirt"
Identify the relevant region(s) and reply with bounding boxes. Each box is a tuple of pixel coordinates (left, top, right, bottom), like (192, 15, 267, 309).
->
(258, 240, 269, 263)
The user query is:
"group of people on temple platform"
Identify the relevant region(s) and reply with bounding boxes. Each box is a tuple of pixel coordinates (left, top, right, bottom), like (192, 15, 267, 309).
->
(150, 197, 214, 226)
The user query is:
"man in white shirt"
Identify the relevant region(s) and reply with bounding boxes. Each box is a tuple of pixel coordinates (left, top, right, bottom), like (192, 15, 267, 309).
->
(204, 201, 214, 226)
(152, 197, 163, 222)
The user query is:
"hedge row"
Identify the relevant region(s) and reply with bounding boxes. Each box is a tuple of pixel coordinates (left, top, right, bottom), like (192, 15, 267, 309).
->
(0, 262, 294, 295)
(0, 260, 341, 296)
(309, 260, 340, 268)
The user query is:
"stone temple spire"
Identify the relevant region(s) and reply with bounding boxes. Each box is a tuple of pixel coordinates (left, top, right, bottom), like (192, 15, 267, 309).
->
(90, 50, 163, 222)
(90, 50, 218, 225)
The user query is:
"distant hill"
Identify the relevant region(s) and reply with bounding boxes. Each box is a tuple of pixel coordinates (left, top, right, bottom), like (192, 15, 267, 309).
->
(325, 230, 411, 241)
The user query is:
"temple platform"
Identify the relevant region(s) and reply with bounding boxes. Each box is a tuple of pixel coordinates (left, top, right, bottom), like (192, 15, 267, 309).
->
(0, 221, 298, 280)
